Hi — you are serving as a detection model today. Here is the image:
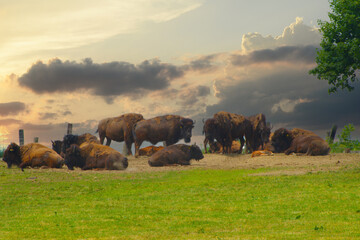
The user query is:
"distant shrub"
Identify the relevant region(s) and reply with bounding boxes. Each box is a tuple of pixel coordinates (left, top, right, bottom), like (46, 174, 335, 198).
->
(328, 124, 360, 153)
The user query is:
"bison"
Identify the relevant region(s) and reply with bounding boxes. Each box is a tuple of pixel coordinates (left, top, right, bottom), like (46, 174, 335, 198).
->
(203, 118, 221, 153)
(148, 144, 204, 167)
(96, 113, 144, 155)
(138, 146, 164, 156)
(284, 135, 330, 156)
(62, 133, 100, 155)
(213, 111, 254, 154)
(64, 142, 128, 170)
(270, 128, 329, 156)
(247, 113, 271, 151)
(133, 115, 194, 157)
(3, 142, 64, 171)
(51, 140, 63, 155)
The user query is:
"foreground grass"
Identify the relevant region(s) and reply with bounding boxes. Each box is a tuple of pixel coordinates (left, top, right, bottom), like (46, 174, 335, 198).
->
(1, 164, 360, 239)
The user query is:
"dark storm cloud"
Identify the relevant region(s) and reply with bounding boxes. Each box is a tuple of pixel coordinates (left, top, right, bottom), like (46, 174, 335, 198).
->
(0, 102, 26, 116)
(204, 69, 360, 137)
(231, 45, 317, 66)
(17, 58, 184, 100)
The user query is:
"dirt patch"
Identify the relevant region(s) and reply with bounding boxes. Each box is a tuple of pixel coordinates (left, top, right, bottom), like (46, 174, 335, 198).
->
(2, 153, 359, 175)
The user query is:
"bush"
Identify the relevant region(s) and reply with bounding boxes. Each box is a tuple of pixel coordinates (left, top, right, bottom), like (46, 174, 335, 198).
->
(328, 124, 360, 153)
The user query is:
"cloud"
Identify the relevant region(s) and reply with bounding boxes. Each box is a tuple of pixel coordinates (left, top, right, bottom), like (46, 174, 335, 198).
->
(177, 85, 211, 106)
(17, 58, 184, 102)
(231, 45, 317, 66)
(271, 98, 313, 113)
(0, 118, 23, 126)
(241, 17, 321, 52)
(39, 112, 59, 120)
(0, 102, 26, 116)
(0, 0, 203, 60)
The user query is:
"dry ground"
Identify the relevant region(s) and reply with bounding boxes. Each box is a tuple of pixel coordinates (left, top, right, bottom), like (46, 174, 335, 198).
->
(2, 153, 359, 175)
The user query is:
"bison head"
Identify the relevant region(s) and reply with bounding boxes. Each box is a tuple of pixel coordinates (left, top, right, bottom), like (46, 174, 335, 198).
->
(51, 140, 63, 155)
(3, 143, 22, 168)
(180, 118, 194, 143)
(271, 128, 293, 153)
(62, 134, 79, 154)
(64, 144, 83, 170)
(190, 144, 204, 160)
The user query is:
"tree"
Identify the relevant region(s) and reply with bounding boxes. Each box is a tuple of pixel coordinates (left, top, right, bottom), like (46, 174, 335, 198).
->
(309, 0, 360, 93)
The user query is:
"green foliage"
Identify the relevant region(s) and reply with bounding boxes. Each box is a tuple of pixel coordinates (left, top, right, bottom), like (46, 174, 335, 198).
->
(328, 124, 360, 152)
(1, 164, 360, 239)
(309, 0, 360, 93)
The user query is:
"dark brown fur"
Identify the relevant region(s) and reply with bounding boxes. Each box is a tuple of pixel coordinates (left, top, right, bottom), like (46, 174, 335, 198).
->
(213, 111, 254, 154)
(148, 144, 204, 167)
(62, 133, 100, 154)
(64, 143, 128, 170)
(247, 113, 271, 150)
(96, 113, 144, 155)
(134, 115, 194, 157)
(284, 135, 330, 156)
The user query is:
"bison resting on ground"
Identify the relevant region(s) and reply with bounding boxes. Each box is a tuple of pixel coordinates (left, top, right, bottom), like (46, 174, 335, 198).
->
(271, 128, 329, 155)
(62, 133, 100, 155)
(96, 113, 144, 155)
(148, 144, 204, 167)
(3, 143, 64, 171)
(284, 135, 330, 156)
(138, 146, 164, 156)
(64, 143, 128, 170)
(134, 115, 194, 157)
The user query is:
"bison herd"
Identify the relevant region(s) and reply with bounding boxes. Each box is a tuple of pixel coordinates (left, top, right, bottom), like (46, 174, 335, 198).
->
(2, 111, 330, 171)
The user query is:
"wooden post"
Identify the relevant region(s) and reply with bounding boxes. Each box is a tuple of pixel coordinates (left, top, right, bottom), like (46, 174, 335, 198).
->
(67, 123, 73, 135)
(34, 137, 39, 143)
(19, 129, 24, 146)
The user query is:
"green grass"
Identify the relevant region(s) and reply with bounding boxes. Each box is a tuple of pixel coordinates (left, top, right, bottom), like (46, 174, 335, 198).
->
(1, 163, 360, 239)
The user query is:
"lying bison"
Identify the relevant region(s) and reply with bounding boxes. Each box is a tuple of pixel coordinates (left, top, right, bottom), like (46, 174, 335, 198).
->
(284, 135, 330, 156)
(3, 142, 64, 171)
(271, 128, 330, 155)
(148, 144, 203, 167)
(62, 133, 100, 155)
(64, 143, 128, 170)
(138, 146, 164, 156)
(133, 115, 194, 157)
(96, 113, 144, 155)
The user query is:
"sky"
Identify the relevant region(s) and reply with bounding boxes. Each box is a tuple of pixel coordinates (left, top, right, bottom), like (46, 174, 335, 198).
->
(0, 0, 359, 151)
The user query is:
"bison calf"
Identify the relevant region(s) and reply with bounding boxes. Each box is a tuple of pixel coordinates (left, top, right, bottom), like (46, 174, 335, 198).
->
(284, 135, 330, 156)
(64, 143, 128, 170)
(148, 144, 204, 167)
(3, 142, 64, 171)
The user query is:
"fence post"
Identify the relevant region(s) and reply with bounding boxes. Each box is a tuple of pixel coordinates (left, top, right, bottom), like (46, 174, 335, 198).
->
(19, 129, 24, 146)
(67, 123, 73, 135)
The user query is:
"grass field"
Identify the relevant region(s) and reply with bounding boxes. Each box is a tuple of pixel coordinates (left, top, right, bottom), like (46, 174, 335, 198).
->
(1, 159, 360, 239)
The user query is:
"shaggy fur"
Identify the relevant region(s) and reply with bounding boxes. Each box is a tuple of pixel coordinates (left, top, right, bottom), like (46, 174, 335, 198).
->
(247, 113, 271, 150)
(284, 135, 330, 156)
(64, 143, 128, 170)
(133, 115, 194, 157)
(3, 142, 64, 171)
(96, 113, 144, 155)
(148, 144, 204, 167)
(62, 133, 100, 154)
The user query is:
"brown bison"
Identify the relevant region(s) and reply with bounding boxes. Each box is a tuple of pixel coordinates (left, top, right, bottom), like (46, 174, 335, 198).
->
(251, 150, 274, 157)
(203, 118, 221, 153)
(96, 113, 144, 155)
(271, 128, 329, 155)
(284, 135, 330, 156)
(133, 115, 194, 157)
(148, 144, 204, 167)
(62, 133, 100, 154)
(206, 141, 242, 154)
(138, 146, 164, 156)
(51, 140, 63, 155)
(64, 142, 128, 170)
(213, 111, 254, 154)
(247, 113, 271, 150)
(3, 142, 64, 171)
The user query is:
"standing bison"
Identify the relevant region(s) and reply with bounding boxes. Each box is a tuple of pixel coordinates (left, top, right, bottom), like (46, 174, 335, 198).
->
(3, 142, 64, 171)
(247, 113, 271, 151)
(133, 115, 194, 157)
(96, 113, 144, 155)
(148, 144, 204, 167)
(213, 111, 254, 154)
(64, 143, 128, 170)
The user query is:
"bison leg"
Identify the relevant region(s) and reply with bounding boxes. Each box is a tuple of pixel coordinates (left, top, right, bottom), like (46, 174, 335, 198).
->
(203, 138, 208, 153)
(105, 137, 111, 146)
(125, 139, 133, 156)
(134, 140, 143, 158)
